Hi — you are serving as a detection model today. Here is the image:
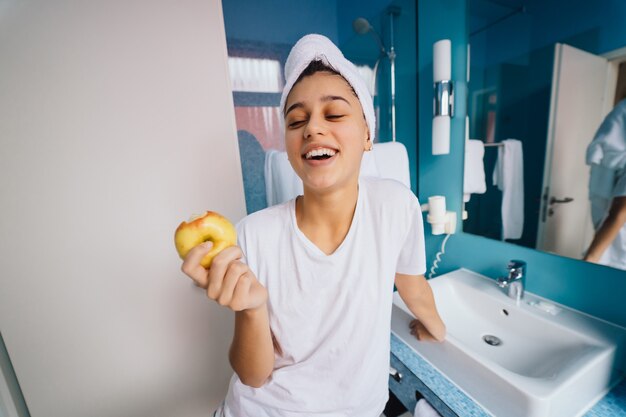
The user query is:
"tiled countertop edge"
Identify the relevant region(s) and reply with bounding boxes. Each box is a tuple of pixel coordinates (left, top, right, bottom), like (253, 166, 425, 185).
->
(390, 333, 490, 417)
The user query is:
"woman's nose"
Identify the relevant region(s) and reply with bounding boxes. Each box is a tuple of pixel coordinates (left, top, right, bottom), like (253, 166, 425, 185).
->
(303, 114, 326, 138)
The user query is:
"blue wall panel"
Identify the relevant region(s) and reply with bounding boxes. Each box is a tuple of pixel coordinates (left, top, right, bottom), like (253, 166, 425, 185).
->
(222, 0, 338, 45)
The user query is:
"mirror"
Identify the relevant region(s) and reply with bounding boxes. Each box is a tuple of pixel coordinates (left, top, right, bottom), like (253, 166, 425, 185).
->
(464, 0, 626, 271)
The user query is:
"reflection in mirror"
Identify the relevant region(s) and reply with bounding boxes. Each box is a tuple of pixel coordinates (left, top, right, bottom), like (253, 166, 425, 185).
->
(464, 0, 626, 271)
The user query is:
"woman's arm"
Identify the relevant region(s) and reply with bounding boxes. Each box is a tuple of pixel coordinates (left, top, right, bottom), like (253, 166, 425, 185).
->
(584, 196, 626, 263)
(394, 273, 446, 342)
(181, 243, 275, 388)
(229, 302, 275, 388)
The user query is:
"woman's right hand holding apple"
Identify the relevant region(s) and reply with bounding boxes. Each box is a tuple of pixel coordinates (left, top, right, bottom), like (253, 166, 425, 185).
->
(181, 242, 268, 312)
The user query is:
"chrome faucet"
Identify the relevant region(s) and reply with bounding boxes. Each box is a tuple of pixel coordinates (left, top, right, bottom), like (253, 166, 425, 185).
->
(496, 260, 527, 301)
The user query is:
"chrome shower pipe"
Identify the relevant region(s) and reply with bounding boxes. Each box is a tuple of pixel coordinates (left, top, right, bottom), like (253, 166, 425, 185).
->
(353, 7, 400, 142)
(388, 11, 396, 142)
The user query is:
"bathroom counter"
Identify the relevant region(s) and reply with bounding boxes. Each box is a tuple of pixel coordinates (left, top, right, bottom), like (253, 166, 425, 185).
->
(389, 333, 626, 417)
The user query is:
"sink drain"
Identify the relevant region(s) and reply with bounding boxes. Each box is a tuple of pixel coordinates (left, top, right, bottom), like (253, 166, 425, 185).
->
(483, 335, 502, 346)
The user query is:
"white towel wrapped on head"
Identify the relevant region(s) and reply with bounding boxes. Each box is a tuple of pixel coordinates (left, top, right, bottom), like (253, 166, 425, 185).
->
(266, 33, 396, 207)
(279, 34, 377, 143)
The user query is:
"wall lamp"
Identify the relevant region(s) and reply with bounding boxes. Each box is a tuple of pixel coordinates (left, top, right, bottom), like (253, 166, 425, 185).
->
(432, 39, 454, 155)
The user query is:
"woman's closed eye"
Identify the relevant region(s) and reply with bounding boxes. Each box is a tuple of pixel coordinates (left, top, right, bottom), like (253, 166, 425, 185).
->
(286, 113, 345, 128)
(287, 119, 306, 128)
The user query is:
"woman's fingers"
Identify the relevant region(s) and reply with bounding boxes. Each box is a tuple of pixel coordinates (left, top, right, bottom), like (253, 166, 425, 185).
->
(206, 246, 243, 299)
(230, 272, 253, 311)
(409, 320, 437, 341)
(225, 269, 268, 312)
(216, 261, 247, 306)
(181, 244, 266, 312)
(181, 241, 213, 287)
(409, 319, 421, 335)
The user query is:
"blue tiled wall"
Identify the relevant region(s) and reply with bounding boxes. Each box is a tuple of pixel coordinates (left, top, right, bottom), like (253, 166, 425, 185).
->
(470, 0, 626, 69)
(417, 0, 467, 222)
(222, 0, 339, 45)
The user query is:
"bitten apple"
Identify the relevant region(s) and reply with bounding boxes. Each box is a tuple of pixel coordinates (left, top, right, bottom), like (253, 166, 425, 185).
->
(174, 211, 237, 268)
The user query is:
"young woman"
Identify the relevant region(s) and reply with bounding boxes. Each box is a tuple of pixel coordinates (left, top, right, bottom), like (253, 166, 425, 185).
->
(181, 34, 446, 417)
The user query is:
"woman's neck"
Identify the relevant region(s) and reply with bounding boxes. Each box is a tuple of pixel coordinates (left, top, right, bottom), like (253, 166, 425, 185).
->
(295, 182, 359, 255)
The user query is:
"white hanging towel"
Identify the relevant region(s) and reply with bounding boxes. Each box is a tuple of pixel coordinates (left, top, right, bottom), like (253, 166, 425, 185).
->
(413, 398, 442, 417)
(492, 139, 524, 240)
(463, 139, 486, 202)
(264, 142, 411, 206)
(364, 141, 411, 189)
(264, 150, 303, 207)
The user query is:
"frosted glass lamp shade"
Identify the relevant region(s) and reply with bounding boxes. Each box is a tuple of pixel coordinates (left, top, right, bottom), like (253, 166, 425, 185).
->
(433, 39, 451, 82)
(432, 115, 450, 155)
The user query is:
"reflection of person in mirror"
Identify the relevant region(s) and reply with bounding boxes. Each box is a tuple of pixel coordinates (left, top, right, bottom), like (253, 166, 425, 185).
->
(180, 35, 446, 417)
(583, 98, 626, 270)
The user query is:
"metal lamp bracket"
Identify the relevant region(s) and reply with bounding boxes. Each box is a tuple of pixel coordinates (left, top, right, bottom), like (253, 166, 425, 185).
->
(434, 80, 454, 117)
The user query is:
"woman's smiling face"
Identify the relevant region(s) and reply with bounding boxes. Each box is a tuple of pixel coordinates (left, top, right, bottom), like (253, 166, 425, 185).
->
(284, 71, 370, 193)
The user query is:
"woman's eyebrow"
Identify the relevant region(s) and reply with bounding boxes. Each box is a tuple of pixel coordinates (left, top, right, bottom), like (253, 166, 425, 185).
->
(284, 102, 303, 117)
(285, 95, 351, 117)
(321, 95, 351, 106)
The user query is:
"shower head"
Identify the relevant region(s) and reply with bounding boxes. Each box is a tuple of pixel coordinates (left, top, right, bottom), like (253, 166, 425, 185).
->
(352, 17, 372, 35)
(353, 17, 386, 54)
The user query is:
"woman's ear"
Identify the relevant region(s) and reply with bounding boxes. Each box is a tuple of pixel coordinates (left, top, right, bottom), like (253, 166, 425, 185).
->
(364, 135, 373, 152)
(363, 125, 370, 148)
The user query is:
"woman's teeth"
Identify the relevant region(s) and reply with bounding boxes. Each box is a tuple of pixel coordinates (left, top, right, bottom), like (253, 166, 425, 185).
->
(304, 148, 337, 160)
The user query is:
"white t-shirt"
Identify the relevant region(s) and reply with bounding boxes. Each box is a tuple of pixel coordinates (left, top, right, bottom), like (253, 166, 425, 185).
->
(222, 177, 426, 417)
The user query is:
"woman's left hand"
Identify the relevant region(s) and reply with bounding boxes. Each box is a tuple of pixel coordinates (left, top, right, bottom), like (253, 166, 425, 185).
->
(409, 319, 439, 342)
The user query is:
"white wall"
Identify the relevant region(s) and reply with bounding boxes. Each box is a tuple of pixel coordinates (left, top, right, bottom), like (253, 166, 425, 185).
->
(0, 1, 245, 416)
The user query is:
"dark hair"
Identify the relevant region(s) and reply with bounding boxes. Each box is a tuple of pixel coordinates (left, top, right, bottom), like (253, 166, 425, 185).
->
(291, 59, 358, 98)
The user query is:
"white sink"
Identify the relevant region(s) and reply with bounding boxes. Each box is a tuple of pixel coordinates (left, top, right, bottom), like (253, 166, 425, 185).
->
(391, 268, 626, 417)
